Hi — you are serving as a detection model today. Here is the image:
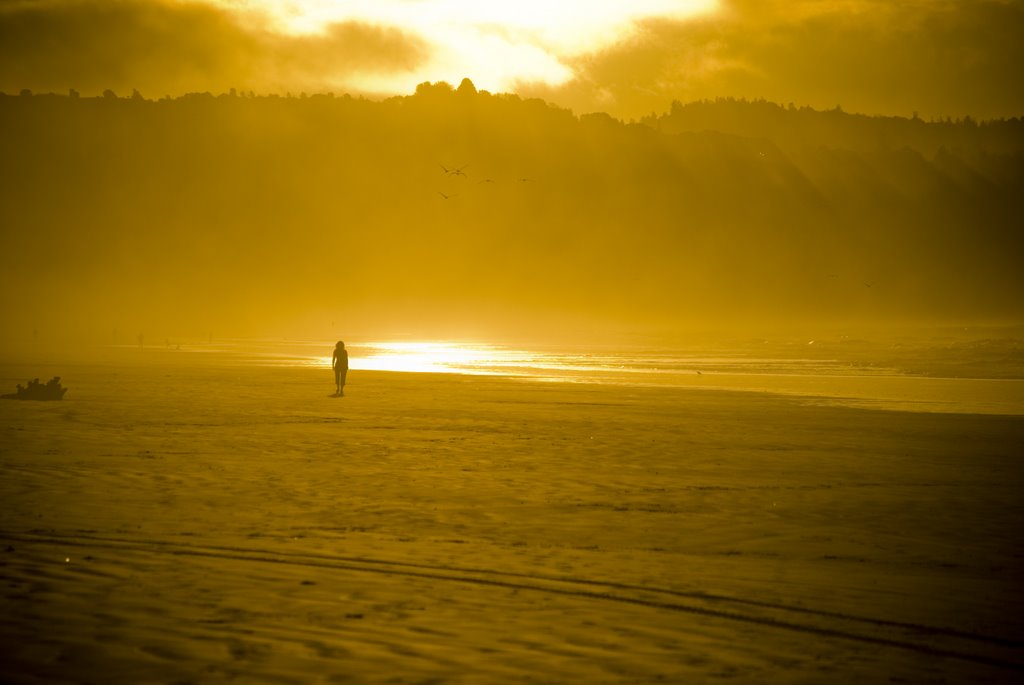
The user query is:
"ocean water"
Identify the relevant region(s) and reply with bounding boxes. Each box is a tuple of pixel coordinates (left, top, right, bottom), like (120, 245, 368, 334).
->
(180, 337, 1024, 416)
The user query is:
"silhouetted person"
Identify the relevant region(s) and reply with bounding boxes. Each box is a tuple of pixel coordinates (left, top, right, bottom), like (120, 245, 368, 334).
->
(332, 341, 348, 396)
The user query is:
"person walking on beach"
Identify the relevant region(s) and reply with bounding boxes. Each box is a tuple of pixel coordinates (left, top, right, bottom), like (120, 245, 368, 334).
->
(332, 341, 349, 396)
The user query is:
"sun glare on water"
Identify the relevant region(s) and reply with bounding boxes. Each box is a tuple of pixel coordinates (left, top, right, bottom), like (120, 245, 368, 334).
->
(318, 342, 509, 375)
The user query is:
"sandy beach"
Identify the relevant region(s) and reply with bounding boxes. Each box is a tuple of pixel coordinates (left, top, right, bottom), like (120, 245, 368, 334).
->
(2, 354, 1023, 683)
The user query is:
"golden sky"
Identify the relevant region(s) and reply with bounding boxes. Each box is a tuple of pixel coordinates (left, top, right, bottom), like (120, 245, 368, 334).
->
(206, 0, 718, 94)
(2, 0, 1023, 118)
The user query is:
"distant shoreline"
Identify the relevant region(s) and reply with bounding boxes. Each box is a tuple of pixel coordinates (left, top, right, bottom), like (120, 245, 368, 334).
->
(2, 342, 1023, 416)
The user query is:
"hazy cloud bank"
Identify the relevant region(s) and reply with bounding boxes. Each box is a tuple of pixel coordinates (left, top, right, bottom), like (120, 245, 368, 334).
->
(3, 0, 1022, 118)
(0, 0, 428, 97)
(521, 0, 1024, 120)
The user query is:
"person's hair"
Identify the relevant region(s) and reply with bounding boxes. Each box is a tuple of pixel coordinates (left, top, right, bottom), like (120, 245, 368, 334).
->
(336, 341, 345, 347)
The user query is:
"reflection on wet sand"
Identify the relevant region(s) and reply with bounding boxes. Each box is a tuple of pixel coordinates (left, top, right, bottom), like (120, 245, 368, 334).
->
(234, 339, 1024, 416)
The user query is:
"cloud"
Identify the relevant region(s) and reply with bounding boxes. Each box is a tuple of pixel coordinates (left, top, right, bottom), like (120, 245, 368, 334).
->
(201, 0, 719, 98)
(4, 0, 1022, 118)
(0, 0, 430, 96)
(520, 0, 1024, 119)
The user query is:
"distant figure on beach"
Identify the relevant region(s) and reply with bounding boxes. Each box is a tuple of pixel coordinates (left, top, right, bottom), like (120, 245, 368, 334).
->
(332, 341, 349, 396)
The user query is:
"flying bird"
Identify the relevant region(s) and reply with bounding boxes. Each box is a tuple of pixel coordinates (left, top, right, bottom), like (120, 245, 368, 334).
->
(438, 191, 458, 200)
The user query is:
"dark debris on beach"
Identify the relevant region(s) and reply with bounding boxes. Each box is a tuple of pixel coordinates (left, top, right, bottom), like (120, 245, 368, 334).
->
(2, 377, 67, 401)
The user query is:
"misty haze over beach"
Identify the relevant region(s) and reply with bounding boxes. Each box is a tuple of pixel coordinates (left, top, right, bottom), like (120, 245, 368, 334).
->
(1, 88, 1022, 344)
(2, 1, 1024, 683)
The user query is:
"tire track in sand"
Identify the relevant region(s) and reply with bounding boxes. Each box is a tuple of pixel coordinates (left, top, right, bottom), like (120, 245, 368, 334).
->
(2, 529, 1021, 672)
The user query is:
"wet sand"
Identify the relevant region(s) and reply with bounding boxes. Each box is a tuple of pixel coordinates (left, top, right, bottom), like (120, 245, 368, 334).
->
(2, 357, 1023, 683)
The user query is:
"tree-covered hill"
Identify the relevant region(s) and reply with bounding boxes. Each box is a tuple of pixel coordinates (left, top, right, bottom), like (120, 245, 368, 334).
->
(1, 85, 1021, 341)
